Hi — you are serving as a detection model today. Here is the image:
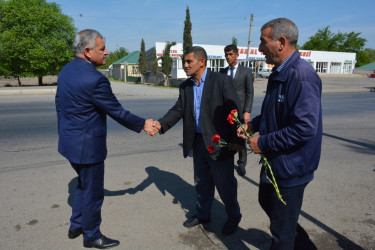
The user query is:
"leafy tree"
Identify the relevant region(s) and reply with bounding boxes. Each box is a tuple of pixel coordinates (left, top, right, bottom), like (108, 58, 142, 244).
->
(138, 38, 148, 75)
(161, 41, 176, 77)
(0, 0, 76, 85)
(151, 48, 158, 84)
(232, 36, 238, 46)
(363, 48, 375, 62)
(302, 26, 367, 66)
(183, 6, 192, 54)
(356, 51, 371, 67)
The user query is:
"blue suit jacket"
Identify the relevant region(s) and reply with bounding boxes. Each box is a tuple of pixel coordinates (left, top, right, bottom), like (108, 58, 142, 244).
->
(55, 57, 145, 164)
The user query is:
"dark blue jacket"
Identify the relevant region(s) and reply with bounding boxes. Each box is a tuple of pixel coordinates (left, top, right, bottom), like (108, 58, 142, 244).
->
(56, 57, 145, 164)
(252, 51, 322, 187)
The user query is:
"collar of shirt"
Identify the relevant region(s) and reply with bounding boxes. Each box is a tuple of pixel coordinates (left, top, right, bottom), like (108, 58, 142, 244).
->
(276, 53, 294, 72)
(192, 68, 207, 133)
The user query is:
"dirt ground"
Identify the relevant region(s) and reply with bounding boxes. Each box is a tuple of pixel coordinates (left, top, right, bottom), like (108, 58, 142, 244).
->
(0, 76, 58, 87)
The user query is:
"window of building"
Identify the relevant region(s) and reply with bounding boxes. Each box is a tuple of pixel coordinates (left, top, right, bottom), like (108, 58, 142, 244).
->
(330, 62, 341, 74)
(343, 62, 352, 74)
(316, 62, 328, 73)
(132, 66, 139, 75)
(207, 59, 225, 72)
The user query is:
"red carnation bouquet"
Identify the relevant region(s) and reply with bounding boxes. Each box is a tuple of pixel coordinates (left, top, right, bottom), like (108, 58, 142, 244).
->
(208, 134, 241, 153)
(227, 109, 286, 205)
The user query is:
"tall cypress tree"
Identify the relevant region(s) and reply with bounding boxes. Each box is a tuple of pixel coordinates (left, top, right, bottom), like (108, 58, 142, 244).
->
(138, 38, 148, 75)
(151, 48, 158, 84)
(161, 41, 176, 77)
(232, 36, 238, 46)
(183, 6, 192, 54)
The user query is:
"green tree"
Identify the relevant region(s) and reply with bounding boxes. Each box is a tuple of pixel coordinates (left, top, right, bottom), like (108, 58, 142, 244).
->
(0, 0, 76, 85)
(159, 41, 176, 86)
(151, 48, 158, 84)
(232, 36, 238, 46)
(138, 38, 148, 75)
(356, 51, 371, 67)
(302, 26, 367, 66)
(183, 6, 192, 54)
(363, 48, 375, 62)
(161, 41, 176, 77)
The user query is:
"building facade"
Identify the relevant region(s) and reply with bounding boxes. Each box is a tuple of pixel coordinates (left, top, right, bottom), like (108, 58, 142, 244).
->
(111, 51, 141, 82)
(151, 42, 356, 79)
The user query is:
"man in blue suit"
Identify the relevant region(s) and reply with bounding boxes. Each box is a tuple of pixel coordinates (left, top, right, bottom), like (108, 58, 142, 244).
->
(55, 29, 156, 249)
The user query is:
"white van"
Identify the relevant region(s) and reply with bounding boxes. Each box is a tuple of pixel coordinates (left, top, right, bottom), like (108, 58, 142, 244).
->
(258, 69, 272, 78)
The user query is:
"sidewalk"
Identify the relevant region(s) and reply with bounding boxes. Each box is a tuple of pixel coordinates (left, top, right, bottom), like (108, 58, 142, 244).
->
(0, 76, 374, 97)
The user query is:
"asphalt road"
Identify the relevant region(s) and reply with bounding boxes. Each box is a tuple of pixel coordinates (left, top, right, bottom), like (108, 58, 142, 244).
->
(0, 92, 374, 249)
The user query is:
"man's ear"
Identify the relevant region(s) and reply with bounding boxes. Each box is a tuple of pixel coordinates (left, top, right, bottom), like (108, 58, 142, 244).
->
(278, 36, 287, 50)
(83, 46, 91, 60)
(199, 57, 205, 67)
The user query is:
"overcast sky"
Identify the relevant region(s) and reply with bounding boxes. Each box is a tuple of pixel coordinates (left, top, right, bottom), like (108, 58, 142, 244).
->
(50, 0, 375, 53)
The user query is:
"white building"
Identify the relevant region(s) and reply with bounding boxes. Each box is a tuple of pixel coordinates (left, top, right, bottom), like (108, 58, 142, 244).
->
(152, 42, 356, 79)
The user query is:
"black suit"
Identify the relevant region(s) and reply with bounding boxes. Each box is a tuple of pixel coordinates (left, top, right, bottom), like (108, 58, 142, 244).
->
(220, 64, 254, 169)
(159, 69, 242, 221)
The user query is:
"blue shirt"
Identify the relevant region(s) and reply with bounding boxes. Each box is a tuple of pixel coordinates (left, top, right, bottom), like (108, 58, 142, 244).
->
(192, 68, 207, 133)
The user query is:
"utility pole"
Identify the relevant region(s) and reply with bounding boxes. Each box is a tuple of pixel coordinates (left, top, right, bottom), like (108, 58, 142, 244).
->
(246, 14, 254, 67)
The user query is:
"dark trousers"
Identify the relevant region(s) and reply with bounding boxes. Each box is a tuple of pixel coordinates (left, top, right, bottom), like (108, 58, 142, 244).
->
(70, 162, 104, 242)
(193, 134, 241, 221)
(237, 147, 247, 167)
(259, 182, 316, 250)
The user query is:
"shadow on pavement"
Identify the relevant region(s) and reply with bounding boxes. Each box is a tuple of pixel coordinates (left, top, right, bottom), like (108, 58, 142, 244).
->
(240, 174, 364, 249)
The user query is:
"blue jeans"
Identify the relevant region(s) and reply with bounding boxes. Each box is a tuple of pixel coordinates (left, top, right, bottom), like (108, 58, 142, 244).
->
(70, 162, 104, 242)
(259, 182, 317, 250)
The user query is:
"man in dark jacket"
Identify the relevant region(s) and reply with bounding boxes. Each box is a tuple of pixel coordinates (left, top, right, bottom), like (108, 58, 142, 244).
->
(220, 44, 254, 176)
(238, 18, 321, 249)
(153, 46, 243, 235)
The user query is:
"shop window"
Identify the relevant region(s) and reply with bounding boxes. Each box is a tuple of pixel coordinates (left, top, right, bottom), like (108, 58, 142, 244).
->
(343, 62, 352, 74)
(207, 59, 225, 72)
(316, 62, 328, 73)
(330, 62, 341, 74)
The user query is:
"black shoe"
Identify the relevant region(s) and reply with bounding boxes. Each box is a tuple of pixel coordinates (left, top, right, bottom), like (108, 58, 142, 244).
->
(183, 216, 210, 228)
(83, 235, 119, 249)
(68, 229, 83, 239)
(221, 218, 241, 235)
(236, 166, 246, 176)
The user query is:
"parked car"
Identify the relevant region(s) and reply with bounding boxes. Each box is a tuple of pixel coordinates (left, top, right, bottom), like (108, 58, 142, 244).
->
(257, 69, 272, 78)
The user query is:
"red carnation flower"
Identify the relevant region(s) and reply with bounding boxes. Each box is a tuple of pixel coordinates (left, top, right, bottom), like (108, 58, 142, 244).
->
(231, 109, 238, 117)
(212, 134, 221, 144)
(227, 113, 235, 124)
(207, 145, 215, 153)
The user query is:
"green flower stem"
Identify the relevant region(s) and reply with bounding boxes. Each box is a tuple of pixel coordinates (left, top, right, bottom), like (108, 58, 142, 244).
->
(262, 156, 287, 205)
(233, 116, 287, 205)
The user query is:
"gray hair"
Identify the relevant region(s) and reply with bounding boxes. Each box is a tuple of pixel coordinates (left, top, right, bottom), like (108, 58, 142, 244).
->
(261, 18, 299, 46)
(184, 46, 207, 66)
(73, 29, 103, 55)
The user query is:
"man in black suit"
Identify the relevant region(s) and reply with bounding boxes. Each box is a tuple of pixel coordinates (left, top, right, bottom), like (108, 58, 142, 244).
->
(152, 46, 243, 235)
(220, 44, 254, 176)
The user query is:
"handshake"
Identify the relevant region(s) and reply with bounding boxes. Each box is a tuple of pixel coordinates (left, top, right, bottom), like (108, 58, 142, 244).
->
(143, 119, 162, 136)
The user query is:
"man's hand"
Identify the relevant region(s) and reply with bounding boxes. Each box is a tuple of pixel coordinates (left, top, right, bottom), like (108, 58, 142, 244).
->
(153, 120, 161, 131)
(237, 122, 254, 140)
(143, 119, 159, 136)
(243, 112, 251, 124)
(248, 135, 262, 154)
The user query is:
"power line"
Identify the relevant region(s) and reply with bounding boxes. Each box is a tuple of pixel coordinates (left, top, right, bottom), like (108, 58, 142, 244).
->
(75, 14, 250, 22)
